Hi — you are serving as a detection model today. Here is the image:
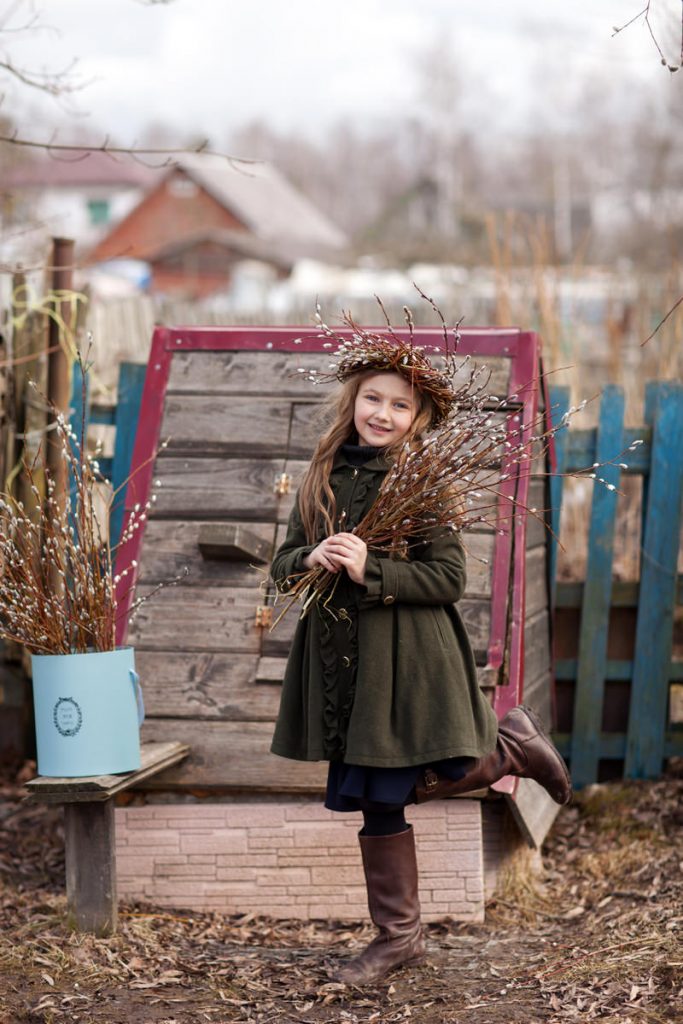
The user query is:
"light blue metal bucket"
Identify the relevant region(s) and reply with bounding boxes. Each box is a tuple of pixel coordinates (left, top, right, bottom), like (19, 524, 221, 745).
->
(31, 647, 144, 777)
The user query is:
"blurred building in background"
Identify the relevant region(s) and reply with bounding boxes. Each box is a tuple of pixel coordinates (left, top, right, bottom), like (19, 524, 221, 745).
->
(87, 155, 349, 298)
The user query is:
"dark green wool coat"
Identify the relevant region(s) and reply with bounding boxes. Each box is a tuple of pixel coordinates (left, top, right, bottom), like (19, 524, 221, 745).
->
(270, 450, 498, 768)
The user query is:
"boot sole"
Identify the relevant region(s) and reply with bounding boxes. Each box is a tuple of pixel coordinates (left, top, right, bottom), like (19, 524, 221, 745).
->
(519, 704, 573, 804)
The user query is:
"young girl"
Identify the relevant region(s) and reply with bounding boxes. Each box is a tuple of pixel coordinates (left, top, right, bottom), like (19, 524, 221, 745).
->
(270, 339, 571, 986)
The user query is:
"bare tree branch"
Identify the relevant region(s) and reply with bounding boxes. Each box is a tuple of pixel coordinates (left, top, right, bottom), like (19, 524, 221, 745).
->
(0, 55, 85, 95)
(640, 294, 683, 346)
(612, 6, 648, 36)
(0, 130, 259, 170)
(613, 1, 681, 72)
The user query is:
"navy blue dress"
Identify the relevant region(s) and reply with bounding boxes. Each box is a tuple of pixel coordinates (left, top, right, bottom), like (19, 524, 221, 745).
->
(323, 443, 475, 812)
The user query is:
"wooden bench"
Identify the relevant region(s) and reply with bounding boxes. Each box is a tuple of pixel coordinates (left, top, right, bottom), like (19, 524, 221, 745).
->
(25, 741, 189, 936)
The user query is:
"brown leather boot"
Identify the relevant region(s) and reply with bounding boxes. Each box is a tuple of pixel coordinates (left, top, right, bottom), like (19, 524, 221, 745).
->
(336, 825, 425, 986)
(415, 705, 572, 805)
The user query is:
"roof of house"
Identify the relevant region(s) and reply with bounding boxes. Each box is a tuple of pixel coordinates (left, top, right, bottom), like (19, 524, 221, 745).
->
(2, 151, 160, 189)
(176, 154, 348, 253)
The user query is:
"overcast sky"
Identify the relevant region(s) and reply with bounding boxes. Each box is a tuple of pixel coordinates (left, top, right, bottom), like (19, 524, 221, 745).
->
(5, 0, 680, 146)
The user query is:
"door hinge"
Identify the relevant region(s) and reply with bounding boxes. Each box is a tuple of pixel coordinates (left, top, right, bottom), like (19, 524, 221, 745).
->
(274, 472, 292, 496)
(254, 605, 273, 628)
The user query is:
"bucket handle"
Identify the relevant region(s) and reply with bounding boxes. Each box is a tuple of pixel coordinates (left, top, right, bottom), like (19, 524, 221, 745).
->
(130, 669, 145, 726)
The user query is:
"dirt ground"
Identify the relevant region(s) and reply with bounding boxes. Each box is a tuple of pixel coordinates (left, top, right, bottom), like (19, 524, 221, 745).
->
(1, 764, 681, 1024)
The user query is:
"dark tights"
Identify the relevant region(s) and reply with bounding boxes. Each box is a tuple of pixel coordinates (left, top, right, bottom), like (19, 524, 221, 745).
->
(359, 800, 408, 837)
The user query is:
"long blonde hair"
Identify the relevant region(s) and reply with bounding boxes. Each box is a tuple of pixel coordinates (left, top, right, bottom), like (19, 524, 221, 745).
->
(298, 371, 435, 543)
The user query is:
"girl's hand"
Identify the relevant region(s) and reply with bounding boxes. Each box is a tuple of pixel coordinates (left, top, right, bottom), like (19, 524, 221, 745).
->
(303, 533, 368, 584)
(303, 536, 344, 574)
(322, 532, 368, 584)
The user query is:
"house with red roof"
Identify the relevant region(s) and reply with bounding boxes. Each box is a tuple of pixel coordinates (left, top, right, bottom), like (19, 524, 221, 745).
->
(87, 155, 349, 298)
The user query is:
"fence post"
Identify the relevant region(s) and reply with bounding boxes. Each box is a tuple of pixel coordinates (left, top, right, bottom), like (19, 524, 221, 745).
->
(640, 381, 658, 553)
(109, 362, 146, 551)
(570, 386, 624, 788)
(625, 381, 683, 778)
(548, 385, 570, 603)
(68, 360, 90, 521)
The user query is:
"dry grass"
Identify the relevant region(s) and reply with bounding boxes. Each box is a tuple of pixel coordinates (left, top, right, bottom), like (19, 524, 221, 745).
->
(1, 763, 681, 1023)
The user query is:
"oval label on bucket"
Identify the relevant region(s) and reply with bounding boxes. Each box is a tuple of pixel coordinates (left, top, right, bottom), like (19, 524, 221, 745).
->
(53, 697, 83, 737)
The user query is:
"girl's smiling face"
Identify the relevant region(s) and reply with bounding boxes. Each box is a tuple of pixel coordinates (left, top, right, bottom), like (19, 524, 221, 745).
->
(353, 372, 417, 447)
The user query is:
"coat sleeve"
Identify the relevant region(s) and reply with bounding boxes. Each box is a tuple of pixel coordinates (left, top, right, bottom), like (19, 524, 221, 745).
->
(360, 529, 467, 608)
(270, 492, 317, 593)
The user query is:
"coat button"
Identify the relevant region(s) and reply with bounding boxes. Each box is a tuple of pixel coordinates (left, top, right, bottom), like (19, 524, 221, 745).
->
(351, 468, 359, 477)
(383, 595, 395, 605)
(342, 656, 351, 667)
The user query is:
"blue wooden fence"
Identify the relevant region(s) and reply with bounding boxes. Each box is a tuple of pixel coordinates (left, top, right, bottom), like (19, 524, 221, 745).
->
(69, 361, 146, 550)
(549, 381, 683, 788)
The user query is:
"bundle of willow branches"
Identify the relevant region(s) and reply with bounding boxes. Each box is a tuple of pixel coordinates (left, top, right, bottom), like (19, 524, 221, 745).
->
(273, 296, 640, 625)
(0, 383, 156, 656)
(275, 396, 639, 624)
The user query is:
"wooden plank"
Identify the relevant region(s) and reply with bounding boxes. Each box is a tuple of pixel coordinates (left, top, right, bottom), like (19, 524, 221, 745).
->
(68, 360, 91, 524)
(425, 354, 512, 397)
(557, 576, 683, 608)
(138, 519, 275, 586)
(570, 386, 624, 789)
(547, 385, 570, 600)
(288, 402, 327, 459)
(136, 650, 498, 713)
(278, 458, 314, 521)
(460, 533, 495, 598)
(139, 719, 328, 792)
(160, 396, 294, 456)
(26, 742, 190, 803)
(198, 523, 272, 563)
(565, 427, 650, 474)
(524, 547, 549, 619)
(150, 457, 286, 519)
(110, 362, 146, 549)
(525, 479, 549, 550)
(166, 349, 513, 400)
(626, 382, 683, 778)
(167, 351, 338, 398)
(640, 382, 658, 553)
(523, 610, 552, 726)
(256, 657, 288, 685)
(65, 800, 117, 936)
(504, 778, 560, 849)
(69, 358, 90, 447)
(556, 659, 683, 682)
(134, 651, 282, 719)
(129, 586, 265, 654)
(522, 671, 553, 731)
(553, 731, 683, 761)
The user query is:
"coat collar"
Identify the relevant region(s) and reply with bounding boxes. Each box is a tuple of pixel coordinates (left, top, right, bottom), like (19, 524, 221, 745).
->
(333, 446, 390, 473)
